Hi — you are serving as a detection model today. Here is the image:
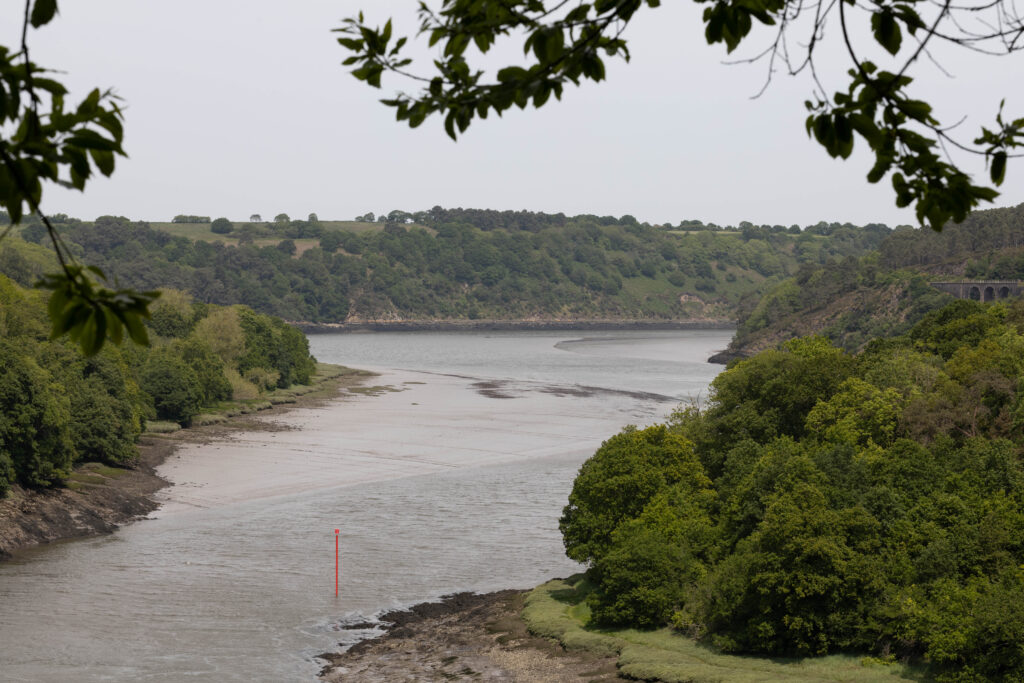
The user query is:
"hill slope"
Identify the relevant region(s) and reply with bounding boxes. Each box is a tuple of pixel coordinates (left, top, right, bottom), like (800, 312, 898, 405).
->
(720, 203, 1024, 359)
(8, 210, 891, 324)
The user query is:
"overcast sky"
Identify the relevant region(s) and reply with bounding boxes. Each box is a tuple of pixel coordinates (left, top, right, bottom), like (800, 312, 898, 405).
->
(7, 0, 1021, 226)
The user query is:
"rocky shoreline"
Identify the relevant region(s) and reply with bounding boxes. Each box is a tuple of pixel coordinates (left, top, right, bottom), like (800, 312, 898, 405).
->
(0, 370, 371, 561)
(318, 590, 623, 682)
(706, 348, 748, 365)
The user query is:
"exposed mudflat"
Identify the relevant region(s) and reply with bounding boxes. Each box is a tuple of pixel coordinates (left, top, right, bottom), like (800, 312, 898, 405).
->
(0, 370, 371, 560)
(0, 442, 169, 560)
(300, 319, 735, 334)
(318, 590, 623, 683)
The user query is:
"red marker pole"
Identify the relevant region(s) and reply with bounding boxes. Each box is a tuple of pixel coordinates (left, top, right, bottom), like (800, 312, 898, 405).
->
(334, 529, 340, 597)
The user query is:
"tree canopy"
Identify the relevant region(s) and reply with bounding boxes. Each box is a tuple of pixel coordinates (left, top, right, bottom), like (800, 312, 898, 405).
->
(562, 302, 1024, 678)
(337, 0, 1024, 230)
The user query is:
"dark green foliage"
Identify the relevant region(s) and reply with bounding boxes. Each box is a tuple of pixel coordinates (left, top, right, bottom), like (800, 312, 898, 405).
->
(0, 274, 319, 492)
(561, 425, 707, 565)
(56, 212, 891, 324)
(19, 223, 47, 244)
(0, 341, 73, 490)
(210, 217, 233, 234)
(236, 308, 316, 388)
(174, 337, 232, 405)
(36, 343, 144, 466)
(564, 307, 1024, 678)
(702, 337, 853, 447)
(147, 302, 194, 338)
(139, 350, 202, 424)
(319, 231, 343, 253)
(588, 525, 696, 629)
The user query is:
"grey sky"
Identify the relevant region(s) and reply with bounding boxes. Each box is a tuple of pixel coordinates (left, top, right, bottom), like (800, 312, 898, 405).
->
(10, 0, 1022, 226)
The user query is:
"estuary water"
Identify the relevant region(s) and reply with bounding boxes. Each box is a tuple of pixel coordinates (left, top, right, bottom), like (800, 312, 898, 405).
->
(0, 329, 731, 682)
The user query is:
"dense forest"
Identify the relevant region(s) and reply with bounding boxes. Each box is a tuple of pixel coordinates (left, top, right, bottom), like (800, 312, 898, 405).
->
(0, 274, 316, 497)
(563, 299, 1024, 681)
(727, 203, 1024, 356)
(3, 209, 892, 324)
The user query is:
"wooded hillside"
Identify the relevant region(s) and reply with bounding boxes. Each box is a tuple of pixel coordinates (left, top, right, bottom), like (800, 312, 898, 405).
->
(5, 210, 893, 324)
(724, 203, 1024, 357)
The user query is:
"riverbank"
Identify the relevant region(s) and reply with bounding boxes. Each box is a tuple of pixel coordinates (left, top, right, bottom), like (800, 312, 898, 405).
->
(297, 319, 737, 334)
(319, 578, 924, 683)
(317, 589, 622, 682)
(0, 365, 373, 560)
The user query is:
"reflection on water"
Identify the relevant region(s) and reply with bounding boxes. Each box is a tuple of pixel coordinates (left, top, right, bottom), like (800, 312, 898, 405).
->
(0, 330, 731, 682)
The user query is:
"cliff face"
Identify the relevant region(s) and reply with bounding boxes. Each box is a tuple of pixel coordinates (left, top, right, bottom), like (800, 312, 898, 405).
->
(722, 278, 952, 361)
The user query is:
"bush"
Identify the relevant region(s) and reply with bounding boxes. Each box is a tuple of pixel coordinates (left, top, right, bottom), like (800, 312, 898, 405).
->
(175, 338, 232, 405)
(40, 345, 144, 466)
(210, 217, 233, 234)
(560, 425, 706, 564)
(0, 342, 73, 489)
(147, 289, 196, 338)
(140, 352, 202, 424)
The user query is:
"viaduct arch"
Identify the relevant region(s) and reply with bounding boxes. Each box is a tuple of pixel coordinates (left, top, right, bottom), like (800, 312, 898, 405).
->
(930, 281, 1024, 301)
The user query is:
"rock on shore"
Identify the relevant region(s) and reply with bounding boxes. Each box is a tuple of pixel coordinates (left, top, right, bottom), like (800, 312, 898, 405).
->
(318, 590, 623, 682)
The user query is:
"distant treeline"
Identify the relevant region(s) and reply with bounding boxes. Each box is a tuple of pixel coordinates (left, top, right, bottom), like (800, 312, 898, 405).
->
(0, 275, 315, 497)
(5, 210, 894, 324)
(354, 206, 894, 236)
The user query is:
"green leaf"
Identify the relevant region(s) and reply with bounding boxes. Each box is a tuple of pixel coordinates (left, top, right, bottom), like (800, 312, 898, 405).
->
(30, 0, 57, 28)
(900, 99, 932, 123)
(89, 149, 115, 176)
(991, 151, 1007, 186)
(337, 37, 364, 51)
(122, 311, 149, 346)
(871, 10, 902, 55)
(104, 307, 123, 345)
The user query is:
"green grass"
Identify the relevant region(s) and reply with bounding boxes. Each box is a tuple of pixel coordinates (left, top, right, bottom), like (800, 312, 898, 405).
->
(144, 420, 182, 434)
(78, 463, 130, 478)
(65, 463, 132, 490)
(191, 413, 228, 426)
(150, 222, 223, 241)
(522, 577, 927, 683)
(142, 364, 364, 432)
(150, 220, 426, 241)
(66, 473, 106, 487)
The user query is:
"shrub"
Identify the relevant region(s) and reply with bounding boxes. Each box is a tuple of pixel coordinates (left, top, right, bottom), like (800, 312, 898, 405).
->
(210, 217, 233, 234)
(0, 342, 73, 489)
(140, 352, 202, 424)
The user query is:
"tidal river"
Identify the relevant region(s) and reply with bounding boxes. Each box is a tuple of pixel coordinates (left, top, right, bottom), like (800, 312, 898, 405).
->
(0, 329, 731, 682)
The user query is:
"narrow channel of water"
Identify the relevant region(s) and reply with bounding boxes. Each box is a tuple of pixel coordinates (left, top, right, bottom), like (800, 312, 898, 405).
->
(0, 330, 731, 682)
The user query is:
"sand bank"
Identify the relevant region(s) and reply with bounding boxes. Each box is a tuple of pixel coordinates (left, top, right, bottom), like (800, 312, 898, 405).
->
(154, 368, 662, 514)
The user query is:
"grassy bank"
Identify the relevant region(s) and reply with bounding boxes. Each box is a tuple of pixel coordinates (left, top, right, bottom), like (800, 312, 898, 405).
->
(143, 363, 369, 434)
(522, 576, 926, 682)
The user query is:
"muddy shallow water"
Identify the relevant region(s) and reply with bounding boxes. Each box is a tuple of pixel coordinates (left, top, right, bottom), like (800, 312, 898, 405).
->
(0, 330, 731, 682)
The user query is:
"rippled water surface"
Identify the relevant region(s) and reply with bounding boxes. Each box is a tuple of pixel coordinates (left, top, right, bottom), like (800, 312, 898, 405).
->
(0, 329, 731, 682)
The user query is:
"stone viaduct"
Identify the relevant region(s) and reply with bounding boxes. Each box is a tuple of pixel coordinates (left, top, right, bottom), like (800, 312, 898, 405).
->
(930, 280, 1024, 301)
